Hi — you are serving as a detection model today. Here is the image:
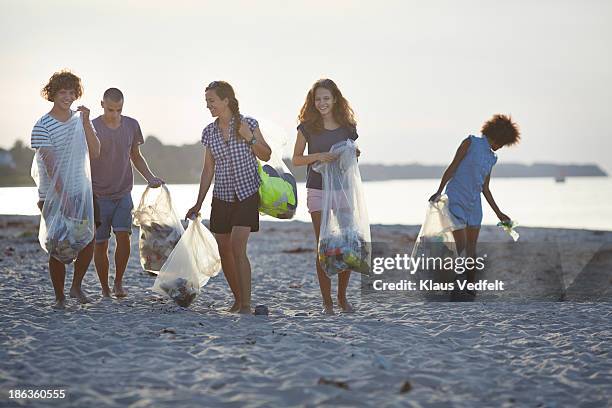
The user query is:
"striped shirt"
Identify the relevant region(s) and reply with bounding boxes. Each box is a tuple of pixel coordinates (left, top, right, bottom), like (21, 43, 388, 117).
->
(30, 112, 93, 200)
(201, 115, 260, 202)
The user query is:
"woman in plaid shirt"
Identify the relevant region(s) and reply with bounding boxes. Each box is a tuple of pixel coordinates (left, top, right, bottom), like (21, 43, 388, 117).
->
(186, 81, 271, 314)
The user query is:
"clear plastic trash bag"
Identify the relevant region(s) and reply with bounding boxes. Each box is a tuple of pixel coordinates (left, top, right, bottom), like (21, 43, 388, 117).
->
(410, 195, 463, 280)
(133, 185, 184, 274)
(152, 215, 221, 307)
(31, 112, 94, 264)
(257, 119, 297, 219)
(313, 140, 371, 277)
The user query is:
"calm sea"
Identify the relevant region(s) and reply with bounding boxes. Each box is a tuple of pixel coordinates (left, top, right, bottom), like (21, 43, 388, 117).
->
(1, 177, 610, 231)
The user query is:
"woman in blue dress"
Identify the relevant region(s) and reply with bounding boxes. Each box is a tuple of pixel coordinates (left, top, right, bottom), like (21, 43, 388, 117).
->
(430, 114, 520, 293)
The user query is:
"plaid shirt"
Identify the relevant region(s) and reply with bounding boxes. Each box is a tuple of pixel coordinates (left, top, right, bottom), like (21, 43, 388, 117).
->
(201, 115, 261, 202)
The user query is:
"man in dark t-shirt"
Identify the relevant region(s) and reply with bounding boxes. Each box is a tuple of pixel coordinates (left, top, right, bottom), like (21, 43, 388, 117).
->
(90, 88, 164, 298)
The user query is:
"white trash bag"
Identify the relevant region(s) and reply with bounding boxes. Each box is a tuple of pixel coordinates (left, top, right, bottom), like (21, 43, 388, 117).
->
(152, 215, 221, 307)
(133, 185, 184, 274)
(31, 112, 94, 264)
(313, 140, 371, 277)
(410, 195, 463, 280)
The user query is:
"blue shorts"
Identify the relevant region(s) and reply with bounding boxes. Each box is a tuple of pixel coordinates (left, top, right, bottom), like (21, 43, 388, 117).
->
(95, 193, 134, 243)
(448, 201, 482, 228)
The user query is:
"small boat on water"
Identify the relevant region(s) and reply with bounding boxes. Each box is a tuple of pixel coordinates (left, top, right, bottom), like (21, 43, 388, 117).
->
(555, 170, 566, 183)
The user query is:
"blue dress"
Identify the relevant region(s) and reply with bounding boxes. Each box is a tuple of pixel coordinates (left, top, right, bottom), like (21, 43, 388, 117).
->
(445, 135, 497, 227)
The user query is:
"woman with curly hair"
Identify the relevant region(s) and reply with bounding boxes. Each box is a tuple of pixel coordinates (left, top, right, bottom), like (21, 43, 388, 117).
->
(186, 81, 271, 314)
(292, 78, 361, 315)
(429, 114, 521, 297)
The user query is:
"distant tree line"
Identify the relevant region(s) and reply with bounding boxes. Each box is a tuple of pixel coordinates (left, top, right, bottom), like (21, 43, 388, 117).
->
(0, 136, 607, 187)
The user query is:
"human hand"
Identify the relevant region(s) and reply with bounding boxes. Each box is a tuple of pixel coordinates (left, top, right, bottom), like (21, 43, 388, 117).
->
(147, 177, 165, 188)
(428, 192, 442, 203)
(497, 212, 511, 223)
(238, 119, 254, 142)
(76, 105, 90, 122)
(317, 152, 339, 163)
(185, 204, 202, 221)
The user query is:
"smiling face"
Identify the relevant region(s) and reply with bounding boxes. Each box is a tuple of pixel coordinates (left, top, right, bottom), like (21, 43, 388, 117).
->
(101, 98, 123, 122)
(205, 89, 229, 118)
(314, 87, 335, 117)
(52, 88, 77, 111)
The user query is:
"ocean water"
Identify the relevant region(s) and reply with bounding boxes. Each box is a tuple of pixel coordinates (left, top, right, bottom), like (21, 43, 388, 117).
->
(1, 177, 611, 231)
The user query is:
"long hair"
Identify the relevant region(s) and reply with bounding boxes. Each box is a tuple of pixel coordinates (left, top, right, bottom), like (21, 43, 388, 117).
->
(298, 78, 356, 135)
(205, 81, 241, 136)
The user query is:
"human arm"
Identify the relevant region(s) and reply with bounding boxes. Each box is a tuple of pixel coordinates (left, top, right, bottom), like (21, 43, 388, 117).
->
(482, 174, 510, 222)
(238, 120, 271, 161)
(76, 106, 100, 159)
(185, 148, 215, 220)
(429, 137, 471, 202)
(37, 147, 77, 215)
(130, 143, 164, 187)
(291, 130, 338, 166)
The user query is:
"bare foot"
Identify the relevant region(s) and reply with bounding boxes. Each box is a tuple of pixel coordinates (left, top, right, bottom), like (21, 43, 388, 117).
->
(338, 298, 355, 313)
(322, 302, 335, 316)
(101, 287, 112, 298)
(52, 298, 66, 310)
(227, 301, 240, 313)
(239, 306, 252, 314)
(113, 284, 128, 298)
(69, 287, 90, 304)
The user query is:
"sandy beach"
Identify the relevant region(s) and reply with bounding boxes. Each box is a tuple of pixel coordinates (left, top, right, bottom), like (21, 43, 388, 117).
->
(1, 215, 611, 407)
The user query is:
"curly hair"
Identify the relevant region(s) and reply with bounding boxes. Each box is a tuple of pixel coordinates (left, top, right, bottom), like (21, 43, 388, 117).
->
(41, 70, 83, 102)
(298, 78, 356, 135)
(205, 81, 241, 137)
(481, 114, 521, 147)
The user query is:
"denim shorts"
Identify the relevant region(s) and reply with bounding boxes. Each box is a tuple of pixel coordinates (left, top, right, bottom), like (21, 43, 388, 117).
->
(95, 193, 134, 242)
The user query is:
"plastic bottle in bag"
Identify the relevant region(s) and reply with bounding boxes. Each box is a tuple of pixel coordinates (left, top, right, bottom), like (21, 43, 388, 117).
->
(497, 220, 520, 241)
(152, 215, 221, 307)
(313, 140, 371, 277)
(31, 112, 95, 264)
(133, 185, 184, 274)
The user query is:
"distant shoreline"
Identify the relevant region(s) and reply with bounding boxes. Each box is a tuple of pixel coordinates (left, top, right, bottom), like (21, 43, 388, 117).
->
(0, 173, 608, 188)
(1, 137, 607, 186)
(0, 172, 608, 187)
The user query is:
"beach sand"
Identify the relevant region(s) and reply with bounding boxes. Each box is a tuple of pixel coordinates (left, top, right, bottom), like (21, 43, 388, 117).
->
(1, 215, 610, 407)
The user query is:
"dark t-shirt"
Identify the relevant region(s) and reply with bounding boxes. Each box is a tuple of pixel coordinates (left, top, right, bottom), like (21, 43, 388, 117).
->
(91, 116, 144, 199)
(297, 123, 359, 190)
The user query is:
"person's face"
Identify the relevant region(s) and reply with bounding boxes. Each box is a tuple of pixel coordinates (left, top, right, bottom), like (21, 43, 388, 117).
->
(205, 89, 228, 117)
(314, 87, 335, 117)
(101, 98, 123, 121)
(53, 88, 77, 110)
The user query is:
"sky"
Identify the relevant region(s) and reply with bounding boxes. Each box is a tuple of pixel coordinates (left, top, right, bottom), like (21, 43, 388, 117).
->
(1, 0, 611, 172)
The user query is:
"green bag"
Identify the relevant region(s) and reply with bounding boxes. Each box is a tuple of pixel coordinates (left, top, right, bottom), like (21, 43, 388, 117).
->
(258, 161, 297, 219)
